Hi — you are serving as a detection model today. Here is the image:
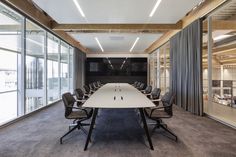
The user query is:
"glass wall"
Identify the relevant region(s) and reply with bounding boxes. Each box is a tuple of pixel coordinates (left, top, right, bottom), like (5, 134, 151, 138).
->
(47, 33, 60, 103)
(149, 53, 154, 87)
(60, 42, 69, 94)
(69, 47, 74, 93)
(0, 4, 22, 124)
(149, 42, 170, 94)
(25, 20, 45, 113)
(202, 1, 236, 127)
(0, 2, 75, 125)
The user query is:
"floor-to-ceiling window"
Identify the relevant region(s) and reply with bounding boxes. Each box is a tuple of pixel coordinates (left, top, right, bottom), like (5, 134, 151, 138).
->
(47, 33, 60, 103)
(25, 20, 46, 113)
(60, 42, 69, 94)
(0, 2, 75, 125)
(0, 4, 22, 124)
(69, 47, 74, 93)
(202, 1, 236, 127)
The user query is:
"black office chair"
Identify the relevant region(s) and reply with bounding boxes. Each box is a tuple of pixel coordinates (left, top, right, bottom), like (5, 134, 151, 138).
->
(93, 82, 99, 90)
(132, 81, 138, 86)
(74, 88, 87, 105)
(83, 85, 91, 94)
(137, 83, 146, 91)
(141, 85, 152, 94)
(97, 81, 103, 87)
(89, 83, 96, 92)
(135, 82, 141, 88)
(145, 92, 178, 141)
(149, 88, 161, 105)
(96, 81, 101, 88)
(60, 92, 93, 144)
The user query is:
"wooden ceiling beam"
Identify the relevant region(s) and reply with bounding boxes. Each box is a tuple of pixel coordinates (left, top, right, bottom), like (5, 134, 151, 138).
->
(52, 23, 182, 33)
(221, 58, 236, 63)
(203, 20, 236, 30)
(203, 43, 236, 57)
(3, 0, 88, 53)
(145, 0, 227, 53)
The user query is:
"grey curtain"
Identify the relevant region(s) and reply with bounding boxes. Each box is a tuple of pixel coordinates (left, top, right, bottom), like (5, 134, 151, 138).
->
(170, 19, 203, 116)
(73, 48, 86, 91)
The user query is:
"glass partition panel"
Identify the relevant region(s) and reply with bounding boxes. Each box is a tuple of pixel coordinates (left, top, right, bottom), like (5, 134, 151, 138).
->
(69, 47, 74, 93)
(0, 4, 22, 124)
(202, 18, 209, 113)
(60, 41, 69, 94)
(25, 20, 45, 113)
(47, 33, 59, 103)
(165, 42, 170, 92)
(203, 1, 236, 127)
(160, 46, 165, 93)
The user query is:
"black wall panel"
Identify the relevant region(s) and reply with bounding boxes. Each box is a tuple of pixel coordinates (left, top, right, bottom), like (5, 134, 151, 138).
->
(86, 58, 147, 84)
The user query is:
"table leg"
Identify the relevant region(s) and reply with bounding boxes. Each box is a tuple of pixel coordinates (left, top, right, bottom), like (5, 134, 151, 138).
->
(139, 108, 154, 150)
(84, 108, 98, 151)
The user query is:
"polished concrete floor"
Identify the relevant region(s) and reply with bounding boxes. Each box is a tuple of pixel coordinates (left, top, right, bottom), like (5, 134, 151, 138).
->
(0, 102, 236, 157)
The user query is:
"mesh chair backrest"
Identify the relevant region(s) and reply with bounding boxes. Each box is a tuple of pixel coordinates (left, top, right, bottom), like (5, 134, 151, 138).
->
(62, 92, 76, 118)
(74, 88, 84, 100)
(161, 92, 175, 116)
(84, 85, 90, 94)
(151, 88, 161, 99)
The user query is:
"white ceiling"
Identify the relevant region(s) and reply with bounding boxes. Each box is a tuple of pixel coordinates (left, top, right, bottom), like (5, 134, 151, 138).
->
(71, 33, 162, 53)
(32, 0, 202, 53)
(33, 0, 201, 24)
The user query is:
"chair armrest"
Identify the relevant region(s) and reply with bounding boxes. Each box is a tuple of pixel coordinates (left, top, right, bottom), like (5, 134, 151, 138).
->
(76, 99, 86, 103)
(151, 99, 161, 102)
(84, 93, 91, 96)
(144, 93, 151, 96)
(149, 106, 165, 117)
(67, 106, 89, 116)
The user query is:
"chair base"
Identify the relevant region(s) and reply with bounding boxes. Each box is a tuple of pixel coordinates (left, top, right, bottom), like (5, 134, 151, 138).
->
(152, 120, 178, 142)
(60, 122, 90, 144)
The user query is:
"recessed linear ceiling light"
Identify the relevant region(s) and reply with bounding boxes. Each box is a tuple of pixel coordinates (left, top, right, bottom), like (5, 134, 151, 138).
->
(149, 0, 162, 17)
(73, 0, 85, 17)
(95, 37, 104, 52)
(213, 35, 232, 41)
(129, 37, 140, 52)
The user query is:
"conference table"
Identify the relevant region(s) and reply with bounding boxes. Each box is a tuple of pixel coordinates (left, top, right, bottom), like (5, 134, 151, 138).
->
(82, 83, 155, 150)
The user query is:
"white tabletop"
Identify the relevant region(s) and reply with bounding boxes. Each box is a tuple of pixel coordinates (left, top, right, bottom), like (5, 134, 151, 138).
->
(82, 83, 155, 108)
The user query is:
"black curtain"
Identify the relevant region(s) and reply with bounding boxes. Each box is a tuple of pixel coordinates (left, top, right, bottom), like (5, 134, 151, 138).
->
(170, 19, 203, 115)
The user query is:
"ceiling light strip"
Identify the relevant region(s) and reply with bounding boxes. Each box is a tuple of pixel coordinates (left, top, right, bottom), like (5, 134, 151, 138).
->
(95, 37, 104, 52)
(129, 37, 140, 52)
(149, 0, 162, 17)
(73, 0, 85, 17)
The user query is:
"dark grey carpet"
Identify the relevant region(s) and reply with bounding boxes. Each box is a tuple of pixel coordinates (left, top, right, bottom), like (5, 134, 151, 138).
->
(0, 102, 236, 157)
